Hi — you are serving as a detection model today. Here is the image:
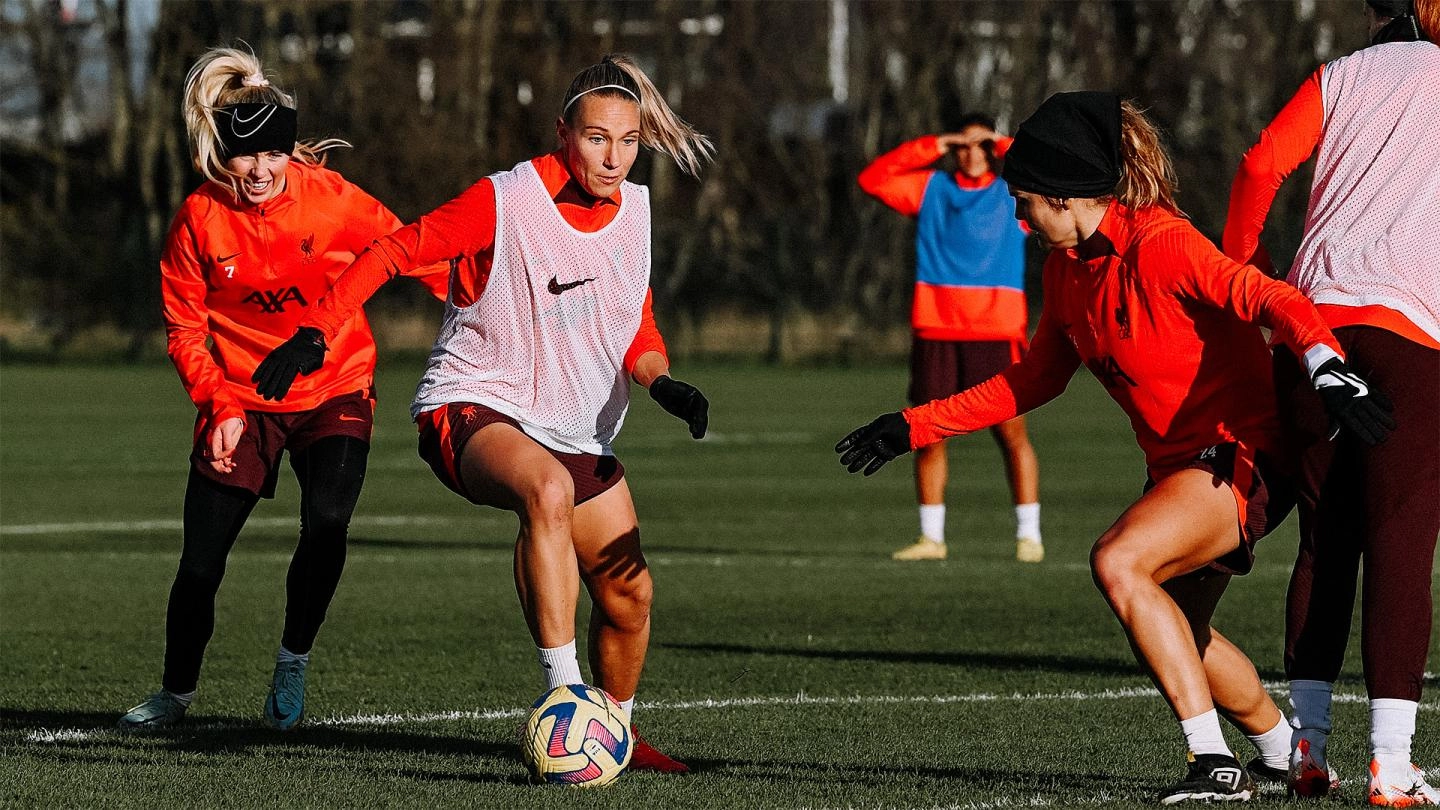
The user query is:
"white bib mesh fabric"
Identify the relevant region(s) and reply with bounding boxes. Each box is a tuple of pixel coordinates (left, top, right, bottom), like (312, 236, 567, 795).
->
(411, 160, 652, 455)
(1291, 41, 1440, 344)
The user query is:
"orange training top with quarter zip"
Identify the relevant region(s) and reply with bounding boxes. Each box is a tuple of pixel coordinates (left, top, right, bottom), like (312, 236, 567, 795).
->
(301, 151, 670, 377)
(903, 202, 1343, 481)
(161, 161, 449, 427)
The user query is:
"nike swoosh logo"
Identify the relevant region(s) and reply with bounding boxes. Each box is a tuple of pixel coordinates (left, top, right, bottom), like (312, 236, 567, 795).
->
(337, 415, 366, 422)
(217, 252, 241, 263)
(547, 276, 597, 295)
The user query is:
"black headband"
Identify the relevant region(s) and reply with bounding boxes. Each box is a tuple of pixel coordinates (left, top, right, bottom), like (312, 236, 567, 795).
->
(217, 103, 297, 159)
(1003, 91, 1122, 199)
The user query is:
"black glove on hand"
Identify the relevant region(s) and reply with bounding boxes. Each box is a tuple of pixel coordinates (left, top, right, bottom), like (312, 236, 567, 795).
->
(648, 375, 708, 439)
(1312, 357, 1395, 446)
(252, 326, 326, 402)
(835, 412, 911, 476)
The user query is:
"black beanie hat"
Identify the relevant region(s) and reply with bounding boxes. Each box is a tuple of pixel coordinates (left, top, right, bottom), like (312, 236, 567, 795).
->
(1003, 91, 1122, 199)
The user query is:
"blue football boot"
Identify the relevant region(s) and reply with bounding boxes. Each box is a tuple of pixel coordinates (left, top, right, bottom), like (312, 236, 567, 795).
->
(263, 658, 307, 730)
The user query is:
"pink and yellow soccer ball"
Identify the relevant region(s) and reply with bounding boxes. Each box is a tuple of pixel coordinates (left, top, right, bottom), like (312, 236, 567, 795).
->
(521, 684, 633, 787)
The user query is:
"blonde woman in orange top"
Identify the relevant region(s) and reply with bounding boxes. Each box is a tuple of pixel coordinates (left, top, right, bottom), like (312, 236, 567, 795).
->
(119, 47, 446, 732)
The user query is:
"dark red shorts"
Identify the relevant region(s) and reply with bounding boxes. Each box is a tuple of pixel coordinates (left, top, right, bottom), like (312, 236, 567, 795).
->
(909, 337, 1025, 405)
(416, 403, 624, 507)
(1146, 441, 1296, 576)
(191, 390, 374, 498)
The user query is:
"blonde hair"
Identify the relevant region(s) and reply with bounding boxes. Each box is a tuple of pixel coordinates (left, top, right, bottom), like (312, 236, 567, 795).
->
(561, 54, 714, 177)
(1114, 100, 1180, 213)
(182, 47, 349, 197)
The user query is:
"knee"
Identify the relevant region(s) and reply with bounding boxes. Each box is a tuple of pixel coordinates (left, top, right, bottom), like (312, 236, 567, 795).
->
(302, 499, 355, 537)
(521, 473, 575, 534)
(1090, 538, 1144, 606)
(595, 571, 653, 633)
(174, 556, 226, 593)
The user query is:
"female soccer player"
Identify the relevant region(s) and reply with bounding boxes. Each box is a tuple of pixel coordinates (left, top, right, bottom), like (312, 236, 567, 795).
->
(1224, 1, 1438, 801)
(119, 48, 447, 731)
(252, 54, 711, 773)
(837, 92, 1393, 804)
(858, 116, 1043, 563)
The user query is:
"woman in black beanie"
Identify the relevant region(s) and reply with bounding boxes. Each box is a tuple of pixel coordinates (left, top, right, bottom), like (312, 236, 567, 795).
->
(839, 92, 1393, 804)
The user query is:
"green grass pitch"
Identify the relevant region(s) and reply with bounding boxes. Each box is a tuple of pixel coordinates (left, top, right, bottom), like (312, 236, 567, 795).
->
(1, 360, 1434, 808)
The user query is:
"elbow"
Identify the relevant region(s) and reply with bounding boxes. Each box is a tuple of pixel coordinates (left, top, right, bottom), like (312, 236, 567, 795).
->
(856, 169, 883, 197)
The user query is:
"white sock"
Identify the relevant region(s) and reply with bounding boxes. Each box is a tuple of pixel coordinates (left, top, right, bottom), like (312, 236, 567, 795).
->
(277, 646, 310, 666)
(919, 504, 945, 544)
(1180, 709, 1232, 757)
(537, 640, 584, 690)
(1371, 698, 1418, 772)
(1015, 502, 1040, 541)
(166, 689, 195, 707)
(1289, 680, 1333, 763)
(1246, 714, 1292, 771)
(619, 696, 635, 718)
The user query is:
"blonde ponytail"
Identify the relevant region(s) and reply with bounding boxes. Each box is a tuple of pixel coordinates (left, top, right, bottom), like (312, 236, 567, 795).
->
(181, 46, 349, 197)
(562, 54, 714, 178)
(1115, 100, 1180, 213)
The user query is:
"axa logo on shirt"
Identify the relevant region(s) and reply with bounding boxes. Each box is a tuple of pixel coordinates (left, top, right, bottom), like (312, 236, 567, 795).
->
(243, 286, 308, 314)
(1087, 355, 1137, 389)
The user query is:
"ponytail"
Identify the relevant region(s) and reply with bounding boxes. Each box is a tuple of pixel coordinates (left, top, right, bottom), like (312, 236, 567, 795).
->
(1115, 100, 1180, 213)
(561, 54, 714, 177)
(181, 46, 349, 197)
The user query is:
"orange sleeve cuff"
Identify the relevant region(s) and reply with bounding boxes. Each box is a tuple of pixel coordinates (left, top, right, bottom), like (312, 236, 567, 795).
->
(623, 288, 669, 376)
(302, 246, 397, 342)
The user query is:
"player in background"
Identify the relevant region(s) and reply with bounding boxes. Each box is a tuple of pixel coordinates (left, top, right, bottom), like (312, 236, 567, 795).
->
(1223, 0, 1438, 802)
(119, 47, 449, 731)
(858, 116, 1043, 562)
(251, 54, 710, 773)
(837, 92, 1394, 804)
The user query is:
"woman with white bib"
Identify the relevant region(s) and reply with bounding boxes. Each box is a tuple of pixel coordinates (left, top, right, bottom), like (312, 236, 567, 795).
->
(253, 54, 712, 772)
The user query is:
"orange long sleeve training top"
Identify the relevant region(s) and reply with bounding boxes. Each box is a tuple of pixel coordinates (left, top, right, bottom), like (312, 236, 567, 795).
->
(161, 162, 449, 426)
(904, 202, 1342, 481)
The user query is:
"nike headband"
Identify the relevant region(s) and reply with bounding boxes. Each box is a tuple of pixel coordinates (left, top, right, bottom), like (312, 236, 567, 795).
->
(562, 84, 640, 115)
(217, 103, 298, 159)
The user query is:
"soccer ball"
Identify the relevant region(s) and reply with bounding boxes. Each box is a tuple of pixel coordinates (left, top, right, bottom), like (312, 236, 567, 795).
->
(521, 684, 632, 787)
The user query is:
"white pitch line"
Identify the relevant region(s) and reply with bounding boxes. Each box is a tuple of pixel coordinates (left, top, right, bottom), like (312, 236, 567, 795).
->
(27, 686, 1435, 745)
(0, 515, 457, 536)
(19, 686, 1159, 745)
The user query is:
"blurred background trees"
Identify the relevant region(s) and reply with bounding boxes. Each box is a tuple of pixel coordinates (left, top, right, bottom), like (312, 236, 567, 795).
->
(0, 0, 1364, 362)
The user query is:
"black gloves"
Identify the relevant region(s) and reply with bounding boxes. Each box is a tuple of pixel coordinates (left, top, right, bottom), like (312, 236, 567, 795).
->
(1311, 357, 1394, 446)
(648, 375, 708, 439)
(252, 327, 326, 402)
(835, 412, 911, 475)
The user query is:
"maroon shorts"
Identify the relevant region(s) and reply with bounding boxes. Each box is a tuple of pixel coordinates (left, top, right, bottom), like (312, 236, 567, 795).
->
(909, 337, 1025, 405)
(1146, 441, 1296, 577)
(191, 390, 374, 498)
(416, 403, 624, 507)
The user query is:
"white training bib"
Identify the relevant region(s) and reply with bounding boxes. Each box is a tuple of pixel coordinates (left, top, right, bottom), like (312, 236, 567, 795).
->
(1293, 41, 1440, 344)
(412, 160, 652, 455)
